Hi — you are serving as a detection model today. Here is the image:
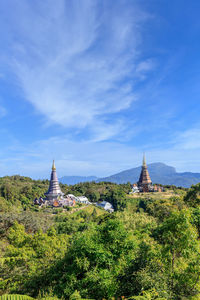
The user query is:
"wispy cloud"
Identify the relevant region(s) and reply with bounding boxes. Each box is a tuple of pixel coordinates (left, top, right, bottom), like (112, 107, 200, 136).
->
(1, 0, 200, 177)
(0, 133, 143, 178)
(2, 0, 153, 141)
(174, 127, 200, 150)
(0, 105, 7, 118)
(135, 59, 156, 80)
(2, 125, 200, 179)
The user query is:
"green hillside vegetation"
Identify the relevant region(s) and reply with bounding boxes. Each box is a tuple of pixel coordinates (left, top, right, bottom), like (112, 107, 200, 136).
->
(1, 176, 200, 299)
(0, 176, 49, 212)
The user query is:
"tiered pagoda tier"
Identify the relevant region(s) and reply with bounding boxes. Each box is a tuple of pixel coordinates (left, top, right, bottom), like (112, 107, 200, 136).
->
(138, 155, 152, 192)
(45, 160, 64, 204)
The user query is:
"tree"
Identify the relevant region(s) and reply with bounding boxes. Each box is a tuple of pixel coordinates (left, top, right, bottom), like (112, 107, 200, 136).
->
(1, 222, 68, 295)
(184, 184, 200, 207)
(105, 187, 127, 211)
(31, 218, 138, 299)
(191, 207, 200, 236)
(153, 209, 200, 298)
(85, 189, 100, 202)
(69, 290, 82, 300)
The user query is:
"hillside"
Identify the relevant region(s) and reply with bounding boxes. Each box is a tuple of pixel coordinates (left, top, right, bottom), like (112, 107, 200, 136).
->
(1, 177, 200, 299)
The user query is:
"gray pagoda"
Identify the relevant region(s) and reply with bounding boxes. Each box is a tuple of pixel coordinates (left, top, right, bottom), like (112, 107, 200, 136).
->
(45, 160, 64, 204)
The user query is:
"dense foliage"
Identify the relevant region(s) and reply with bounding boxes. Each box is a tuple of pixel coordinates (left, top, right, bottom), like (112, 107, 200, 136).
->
(0, 175, 131, 212)
(1, 177, 200, 299)
(67, 181, 131, 210)
(0, 176, 49, 212)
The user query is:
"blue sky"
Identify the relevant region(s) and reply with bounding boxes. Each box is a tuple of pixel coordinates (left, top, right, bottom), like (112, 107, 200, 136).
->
(0, 0, 200, 179)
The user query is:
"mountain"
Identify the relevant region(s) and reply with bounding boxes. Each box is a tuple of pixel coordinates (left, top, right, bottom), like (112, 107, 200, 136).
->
(98, 163, 200, 188)
(59, 175, 98, 185)
(59, 163, 200, 187)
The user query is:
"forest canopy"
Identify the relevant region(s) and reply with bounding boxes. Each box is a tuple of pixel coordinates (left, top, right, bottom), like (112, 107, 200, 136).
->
(0, 176, 200, 299)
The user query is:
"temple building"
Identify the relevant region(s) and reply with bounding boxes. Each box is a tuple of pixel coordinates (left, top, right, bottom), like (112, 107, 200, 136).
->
(45, 160, 64, 205)
(137, 154, 153, 192)
(128, 155, 163, 193)
(34, 161, 75, 208)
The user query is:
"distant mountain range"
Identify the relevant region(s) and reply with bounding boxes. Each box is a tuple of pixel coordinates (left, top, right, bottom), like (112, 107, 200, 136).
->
(59, 176, 98, 185)
(59, 163, 200, 188)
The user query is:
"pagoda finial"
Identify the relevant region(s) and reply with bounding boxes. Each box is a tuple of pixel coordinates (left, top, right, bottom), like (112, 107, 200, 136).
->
(143, 153, 147, 167)
(52, 160, 56, 171)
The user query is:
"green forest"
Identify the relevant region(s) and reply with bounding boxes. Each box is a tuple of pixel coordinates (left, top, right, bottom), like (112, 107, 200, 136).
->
(1, 176, 200, 299)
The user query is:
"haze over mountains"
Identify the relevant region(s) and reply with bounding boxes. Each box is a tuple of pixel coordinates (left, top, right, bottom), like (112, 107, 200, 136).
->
(59, 176, 98, 185)
(59, 162, 200, 188)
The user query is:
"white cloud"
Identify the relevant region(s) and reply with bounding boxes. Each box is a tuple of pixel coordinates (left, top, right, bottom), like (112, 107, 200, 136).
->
(2, 0, 153, 140)
(175, 128, 200, 150)
(0, 134, 143, 178)
(135, 59, 156, 80)
(2, 126, 200, 179)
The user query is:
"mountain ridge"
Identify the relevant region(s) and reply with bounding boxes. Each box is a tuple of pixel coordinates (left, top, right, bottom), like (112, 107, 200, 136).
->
(59, 162, 200, 188)
(59, 175, 98, 185)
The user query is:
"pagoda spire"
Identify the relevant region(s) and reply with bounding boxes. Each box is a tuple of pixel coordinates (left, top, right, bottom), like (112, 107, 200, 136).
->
(52, 160, 56, 171)
(143, 153, 147, 167)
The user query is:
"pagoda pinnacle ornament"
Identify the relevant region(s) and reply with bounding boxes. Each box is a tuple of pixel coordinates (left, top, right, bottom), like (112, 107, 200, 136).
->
(52, 160, 56, 171)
